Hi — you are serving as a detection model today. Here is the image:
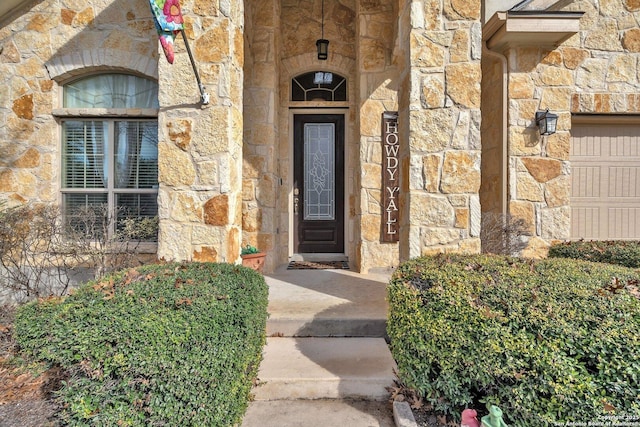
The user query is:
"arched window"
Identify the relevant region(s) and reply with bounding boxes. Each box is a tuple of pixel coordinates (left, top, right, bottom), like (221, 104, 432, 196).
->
(60, 74, 159, 241)
(291, 72, 347, 102)
(63, 74, 159, 108)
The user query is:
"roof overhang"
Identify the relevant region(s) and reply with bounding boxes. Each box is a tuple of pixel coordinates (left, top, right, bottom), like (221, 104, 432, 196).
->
(511, 0, 575, 12)
(483, 10, 584, 52)
(0, 0, 34, 24)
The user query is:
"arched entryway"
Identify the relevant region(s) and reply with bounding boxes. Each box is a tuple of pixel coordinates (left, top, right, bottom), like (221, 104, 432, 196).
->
(242, 0, 402, 273)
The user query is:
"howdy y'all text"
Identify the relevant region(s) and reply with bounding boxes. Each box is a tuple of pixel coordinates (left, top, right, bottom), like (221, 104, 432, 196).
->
(382, 112, 399, 242)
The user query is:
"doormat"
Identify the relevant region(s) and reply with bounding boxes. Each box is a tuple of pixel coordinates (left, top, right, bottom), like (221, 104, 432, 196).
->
(287, 261, 349, 270)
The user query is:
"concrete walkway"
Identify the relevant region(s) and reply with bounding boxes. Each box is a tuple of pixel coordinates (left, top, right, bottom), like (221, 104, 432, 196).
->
(241, 267, 397, 427)
(242, 400, 395, 427)
(264, 267, 390, 337)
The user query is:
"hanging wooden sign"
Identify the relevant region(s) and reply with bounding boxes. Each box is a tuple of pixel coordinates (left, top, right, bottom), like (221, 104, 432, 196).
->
(381, 111, 399, 242)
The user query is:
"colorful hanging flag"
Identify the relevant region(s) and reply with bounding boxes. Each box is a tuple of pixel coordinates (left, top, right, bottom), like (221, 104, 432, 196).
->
(149, 0, 184, 64)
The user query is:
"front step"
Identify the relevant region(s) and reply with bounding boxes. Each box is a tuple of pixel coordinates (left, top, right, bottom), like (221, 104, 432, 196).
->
(253, 337, 396, 401)
(265, 269, 389, 338)
(267, 317, 387, 338)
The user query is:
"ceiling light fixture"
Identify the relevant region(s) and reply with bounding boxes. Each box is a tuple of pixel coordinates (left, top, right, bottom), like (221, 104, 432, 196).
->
(316, 0, 329, 60)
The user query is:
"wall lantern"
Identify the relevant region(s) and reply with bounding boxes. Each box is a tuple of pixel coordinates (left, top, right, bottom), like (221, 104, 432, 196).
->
(535, 109, 558, 136)
(316, 0, 329, 60)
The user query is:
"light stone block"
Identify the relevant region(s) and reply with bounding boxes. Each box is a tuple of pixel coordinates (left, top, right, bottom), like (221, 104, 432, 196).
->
(422, 227, 461, 246)
(540, 206, 570, 240)
(516, 172, 545, 202)
(412, 193, 455, 227)
(410, 1, 425, 29)
(470, 194, 481, 237)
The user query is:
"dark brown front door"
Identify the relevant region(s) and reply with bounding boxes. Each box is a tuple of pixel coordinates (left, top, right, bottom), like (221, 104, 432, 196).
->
(293, 114, 345, 253)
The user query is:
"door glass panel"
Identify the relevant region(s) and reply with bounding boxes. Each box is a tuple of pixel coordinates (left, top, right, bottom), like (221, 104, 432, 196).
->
(304, 123, 335, 220)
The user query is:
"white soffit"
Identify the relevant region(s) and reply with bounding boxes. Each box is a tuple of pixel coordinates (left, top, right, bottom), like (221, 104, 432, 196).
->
(483, 11, 584, 52)
(0, 0, 34, 23)
(511, 0, 574, 11)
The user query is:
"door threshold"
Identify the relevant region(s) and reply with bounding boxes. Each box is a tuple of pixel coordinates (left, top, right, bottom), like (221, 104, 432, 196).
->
(290, 253, 348, 262)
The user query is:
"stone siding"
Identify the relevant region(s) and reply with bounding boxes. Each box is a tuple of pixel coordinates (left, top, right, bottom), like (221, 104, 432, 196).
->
(242, 0, 280, 271)
(566, 0, 640, 114)
(357, 1, 400, 273)
(0, 0, 245, 265)
(500, 0, 640, 258)
(399, 0, 483, 259)
(0, 0, 158, 207)
(157, 0, 244, 263)
(10, 0, 637, 271)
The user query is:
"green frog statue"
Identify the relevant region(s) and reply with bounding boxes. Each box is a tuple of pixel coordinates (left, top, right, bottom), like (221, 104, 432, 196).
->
(481, 405, 508, 427)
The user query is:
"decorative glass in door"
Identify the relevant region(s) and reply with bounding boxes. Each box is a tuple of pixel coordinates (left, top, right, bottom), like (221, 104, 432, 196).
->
(304, 123, 335, 221)
(293, 114, 344, 253)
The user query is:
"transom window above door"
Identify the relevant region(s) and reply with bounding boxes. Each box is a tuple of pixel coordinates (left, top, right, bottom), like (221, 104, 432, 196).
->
(60, 74, 159, 242)
(291, 72, 347, 102)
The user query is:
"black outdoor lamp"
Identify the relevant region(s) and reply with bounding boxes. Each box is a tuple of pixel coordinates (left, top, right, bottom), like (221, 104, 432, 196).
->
(316, 0, 329, 60)
(535, 109, 558, 136)
(316, 39, 329, 60)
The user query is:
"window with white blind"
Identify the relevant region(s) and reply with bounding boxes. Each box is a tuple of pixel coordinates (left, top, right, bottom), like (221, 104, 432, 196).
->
(60, 74, 159, 241)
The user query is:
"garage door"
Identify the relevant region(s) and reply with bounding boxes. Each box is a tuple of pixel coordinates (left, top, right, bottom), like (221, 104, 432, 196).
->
(570, 122, 640, 239)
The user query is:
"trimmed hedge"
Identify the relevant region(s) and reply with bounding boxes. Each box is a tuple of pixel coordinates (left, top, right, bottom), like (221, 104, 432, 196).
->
(15, 262, 268, 427)
(549, 240, 640, 268)
(387, 254, 640, 426)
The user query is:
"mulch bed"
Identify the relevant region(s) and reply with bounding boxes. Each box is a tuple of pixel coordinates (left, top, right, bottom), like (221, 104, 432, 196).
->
(388, 381, 458, 427)
(0, 305, 62, 427)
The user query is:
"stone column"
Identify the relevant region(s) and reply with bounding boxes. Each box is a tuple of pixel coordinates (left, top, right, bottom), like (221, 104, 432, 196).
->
(357, 1, 400, 272)
(157, 0, 244, 263)
(399, 0, 482, 260)
(505, 46, 572, 257)
(242, 0, 280, 272)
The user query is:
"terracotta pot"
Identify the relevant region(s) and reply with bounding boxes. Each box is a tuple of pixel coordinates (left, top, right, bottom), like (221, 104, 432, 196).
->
(241, 252, 266, 273)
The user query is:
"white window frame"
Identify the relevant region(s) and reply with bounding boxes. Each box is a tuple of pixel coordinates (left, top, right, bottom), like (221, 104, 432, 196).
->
(54, 74, 160, 244)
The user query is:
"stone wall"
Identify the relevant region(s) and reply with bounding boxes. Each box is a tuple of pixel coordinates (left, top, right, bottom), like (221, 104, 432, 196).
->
(399, 0, 483, 260)
(16, 0, 637, 271)
(0, 0, 405, 273)
(0, 0, 157, 207)
(242, 0, 280, 272)
(357, 0, 400, 272)
(503, 44, 572, 257)
(500, 0, 640, 258)
(157, 0, 244, 264)
(0, 0, 244, 265)
(566, 0, 640, 115)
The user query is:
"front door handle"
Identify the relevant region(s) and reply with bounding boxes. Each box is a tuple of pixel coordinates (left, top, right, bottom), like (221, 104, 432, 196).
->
(294, 188, 299, 214)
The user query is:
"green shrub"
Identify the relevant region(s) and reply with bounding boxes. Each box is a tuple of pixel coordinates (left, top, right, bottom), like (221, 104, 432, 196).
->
(387, 254, 640, 426)
(241, 245, 260, 255)
(549, 240, 640, 268)
(15, 262, 268, 427)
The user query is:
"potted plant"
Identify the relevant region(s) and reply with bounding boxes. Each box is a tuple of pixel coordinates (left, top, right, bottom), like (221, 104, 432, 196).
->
(240, 245, 266, 273)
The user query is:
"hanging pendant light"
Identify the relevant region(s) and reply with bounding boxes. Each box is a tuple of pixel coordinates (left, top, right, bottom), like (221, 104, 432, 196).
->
(316, 0, 329, 60)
